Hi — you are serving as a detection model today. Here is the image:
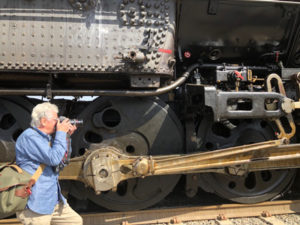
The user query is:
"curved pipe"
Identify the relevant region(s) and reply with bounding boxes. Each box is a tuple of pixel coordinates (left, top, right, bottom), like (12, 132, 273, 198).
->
(0, 64, 201, 97)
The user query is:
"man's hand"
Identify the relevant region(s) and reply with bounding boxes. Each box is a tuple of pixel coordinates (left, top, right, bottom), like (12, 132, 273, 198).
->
(56, 119, 75, 134)
(68, 124, 77, 136)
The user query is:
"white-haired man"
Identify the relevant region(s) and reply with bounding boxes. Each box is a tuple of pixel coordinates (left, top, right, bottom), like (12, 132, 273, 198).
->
(15, 102, 83, 225)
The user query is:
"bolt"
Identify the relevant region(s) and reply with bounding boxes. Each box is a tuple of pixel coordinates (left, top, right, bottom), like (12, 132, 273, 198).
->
(186, 188, 196, 197)
(217, 214, 227, 221)
(170, 217, 181, 224)
(262, 211, 272, 217)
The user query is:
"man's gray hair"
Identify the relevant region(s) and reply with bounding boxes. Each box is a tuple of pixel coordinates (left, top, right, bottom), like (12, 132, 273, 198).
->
(30, 102, 59, 127)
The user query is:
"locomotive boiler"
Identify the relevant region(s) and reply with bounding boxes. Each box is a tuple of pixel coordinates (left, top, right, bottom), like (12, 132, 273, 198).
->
(1, 0, 300, 211)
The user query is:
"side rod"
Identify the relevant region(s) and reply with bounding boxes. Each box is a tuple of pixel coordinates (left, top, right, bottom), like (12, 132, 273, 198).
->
(59, 139, 300, 193)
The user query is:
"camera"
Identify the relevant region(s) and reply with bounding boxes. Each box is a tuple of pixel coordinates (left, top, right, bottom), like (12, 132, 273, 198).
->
(69, 119, 84, 127)
(59, 116, 83, 127)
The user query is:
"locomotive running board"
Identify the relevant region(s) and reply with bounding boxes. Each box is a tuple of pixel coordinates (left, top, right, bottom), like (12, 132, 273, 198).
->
(59, 138, 300, 193)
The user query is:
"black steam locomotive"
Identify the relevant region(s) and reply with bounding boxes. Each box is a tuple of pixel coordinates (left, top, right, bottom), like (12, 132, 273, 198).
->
(0, 0, 300, 211)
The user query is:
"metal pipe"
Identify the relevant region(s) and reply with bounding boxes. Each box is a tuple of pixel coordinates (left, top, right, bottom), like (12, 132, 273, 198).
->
(0, 64, 200, 97)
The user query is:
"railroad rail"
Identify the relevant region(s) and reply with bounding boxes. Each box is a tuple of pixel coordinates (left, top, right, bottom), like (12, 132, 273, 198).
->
(1, 200, 300, 225)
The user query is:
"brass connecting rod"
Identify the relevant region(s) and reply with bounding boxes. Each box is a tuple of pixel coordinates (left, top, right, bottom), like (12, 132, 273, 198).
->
(59, 139, 300, 193)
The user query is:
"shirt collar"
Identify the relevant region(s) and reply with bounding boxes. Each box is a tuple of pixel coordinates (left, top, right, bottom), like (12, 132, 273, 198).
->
(31, 126, 52, 140)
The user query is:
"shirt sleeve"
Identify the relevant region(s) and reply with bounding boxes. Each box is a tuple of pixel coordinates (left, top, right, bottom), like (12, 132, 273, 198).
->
(19, 131, 68, 166)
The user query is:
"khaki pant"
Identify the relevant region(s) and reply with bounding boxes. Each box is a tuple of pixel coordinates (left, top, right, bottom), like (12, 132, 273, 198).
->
(16, 203, 83, 225)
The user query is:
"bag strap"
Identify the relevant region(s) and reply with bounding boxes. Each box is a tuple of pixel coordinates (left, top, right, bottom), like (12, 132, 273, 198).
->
(7, 164, 23, 174)
(31, 164, 46, 182)
(13, 164, 46, 198)
(2, 164, 46, 180)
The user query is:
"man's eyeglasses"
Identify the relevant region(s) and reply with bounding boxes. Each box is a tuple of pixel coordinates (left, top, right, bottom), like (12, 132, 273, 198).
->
(46, 118, 59, 122)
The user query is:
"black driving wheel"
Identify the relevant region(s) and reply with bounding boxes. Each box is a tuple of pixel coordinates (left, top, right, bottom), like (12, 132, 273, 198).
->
(71, 97, 184, 211)
(197, 119, 296, 203)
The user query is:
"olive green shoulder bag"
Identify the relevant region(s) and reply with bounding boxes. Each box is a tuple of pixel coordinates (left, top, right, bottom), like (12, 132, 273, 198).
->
(0, 163, 45, 219)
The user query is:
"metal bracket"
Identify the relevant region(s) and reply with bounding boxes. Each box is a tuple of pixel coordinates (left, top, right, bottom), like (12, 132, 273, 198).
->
(266, 73, 296, 139)
(204, 86, 285, 121)
(46, 75, 53, 99)
(208, 0, 219, 15)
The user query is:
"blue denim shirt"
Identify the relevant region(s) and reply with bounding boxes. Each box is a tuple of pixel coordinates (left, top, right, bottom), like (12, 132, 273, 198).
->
(15, 127, 68, 214)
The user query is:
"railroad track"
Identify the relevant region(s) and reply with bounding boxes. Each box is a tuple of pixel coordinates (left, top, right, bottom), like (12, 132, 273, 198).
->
(1, 200, 300, 225)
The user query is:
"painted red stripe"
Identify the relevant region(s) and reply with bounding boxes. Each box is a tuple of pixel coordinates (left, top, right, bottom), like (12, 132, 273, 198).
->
(158, 48, 172, 54)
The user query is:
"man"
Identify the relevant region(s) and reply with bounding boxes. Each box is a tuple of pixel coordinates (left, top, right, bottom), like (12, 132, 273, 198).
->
(15, 102, 83, 225)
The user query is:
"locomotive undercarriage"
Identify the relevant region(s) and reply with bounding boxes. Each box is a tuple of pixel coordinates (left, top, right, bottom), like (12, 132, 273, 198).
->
(1, 0, 300, 212)
(1, 64, 300, 211)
